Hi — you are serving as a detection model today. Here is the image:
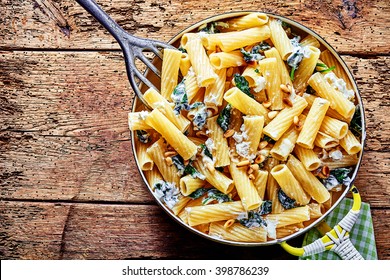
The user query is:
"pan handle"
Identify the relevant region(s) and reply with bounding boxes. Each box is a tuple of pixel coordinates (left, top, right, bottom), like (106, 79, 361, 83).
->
(75, 0, 132, 49)
(280, 186, 364, 260)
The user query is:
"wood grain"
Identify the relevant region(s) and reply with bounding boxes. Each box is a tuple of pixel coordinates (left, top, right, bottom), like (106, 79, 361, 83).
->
(1, 0, 389, 261)
(0, 0, 389, 54)
(1, 201, 388, 260)
(0, 52, 389, 147)
(0, 51, 389, 206)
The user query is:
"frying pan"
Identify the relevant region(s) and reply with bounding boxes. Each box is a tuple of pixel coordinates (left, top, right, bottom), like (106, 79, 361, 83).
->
(75, 1, 366, 258)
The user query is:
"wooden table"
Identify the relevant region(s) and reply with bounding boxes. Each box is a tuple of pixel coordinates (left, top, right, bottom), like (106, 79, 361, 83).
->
(1, 0, 389, 260)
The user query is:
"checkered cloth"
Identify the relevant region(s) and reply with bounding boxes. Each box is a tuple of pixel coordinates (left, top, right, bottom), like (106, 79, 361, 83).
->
(300, 198, 377, 260)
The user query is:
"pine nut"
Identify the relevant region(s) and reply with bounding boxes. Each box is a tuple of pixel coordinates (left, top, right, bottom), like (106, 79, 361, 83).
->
(164, 151, 177, 157)
(263, 101, 272, 108)
(223, 129, 235, 138)
(280, 84, 290, 93)
(250, 164, 259, 171)
(196, 130, 207, 137)
(259, 141, 268, 150)
(268, 111, 278, 119)
(236, 160, 251, 167)
(165, 157, 173, 166)
(293, 116, 299, 125)
(254, 154, 266, 164)
(283, 97, 293, 107)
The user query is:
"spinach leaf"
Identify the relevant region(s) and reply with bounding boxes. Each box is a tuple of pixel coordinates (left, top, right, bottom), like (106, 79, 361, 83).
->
(240, 47, 264, 63)
(171, 155, 186, 176)
(350, 105, 362, 137)
(331, 168, 352, 184)
(171, 155, 206, 180)
(202, 189, 232, 205)
(306, 85, 316, 95)
(200, 143, 213, 160)
(280, 20, 291, 29)
(316, 62, 336, 73)
(136, 130, 151, 144)
(198, 21, 228, 34)
(278, 189, 296, 209)
(215, 166, 224, 172)
(258, 200, 272, 215)
(184, 164, 206, 180)
(234, 74, 254, 98)
(287, 39, 306, 81)
(252, 42, 271, 53)
(238, 211, 267, 228)
(262, 135, 276, 144)
(171, 80, 190, 115)
(188, 187, 208, 199)
(321, 168, 352, 190)
(178, 46, 187, 53)
(217, 103, 232, 132)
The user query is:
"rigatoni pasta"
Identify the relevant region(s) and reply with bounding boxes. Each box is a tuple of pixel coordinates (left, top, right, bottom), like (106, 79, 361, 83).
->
(129, 12, 363, 244)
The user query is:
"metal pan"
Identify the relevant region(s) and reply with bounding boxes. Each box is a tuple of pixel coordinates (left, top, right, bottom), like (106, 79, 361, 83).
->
(131, 11, 366, 248)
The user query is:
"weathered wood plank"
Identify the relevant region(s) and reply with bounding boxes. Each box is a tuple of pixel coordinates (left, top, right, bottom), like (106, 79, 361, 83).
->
(0, 0, 389, 54)
(1, 201, 388, 260)
(0, 51, 389, 205)
(1, 52, 389, 151)
(1, 127, 388, 206)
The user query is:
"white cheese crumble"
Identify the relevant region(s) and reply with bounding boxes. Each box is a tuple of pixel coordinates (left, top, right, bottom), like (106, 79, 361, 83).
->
(265, 219, 278, 239)
(138, 110, 149, 120)
(329, 149, 343, 161)
(324, 72, 355, 101)
(253, 76, 266, 93)
(232, 124, 256, 160)
(154, 181, 180, 209)
(205, 138, 215, 153)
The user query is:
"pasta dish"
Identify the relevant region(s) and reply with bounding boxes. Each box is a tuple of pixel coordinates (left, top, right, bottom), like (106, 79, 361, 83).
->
(128, 12, 363, 243)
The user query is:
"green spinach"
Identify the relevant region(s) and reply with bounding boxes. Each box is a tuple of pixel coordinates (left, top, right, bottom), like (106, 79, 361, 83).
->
(234, 74, 254, 98)
(217, 103, 232, 132)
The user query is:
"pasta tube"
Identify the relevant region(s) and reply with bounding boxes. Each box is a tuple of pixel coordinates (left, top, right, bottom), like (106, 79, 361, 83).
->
(287, 154, 330, 203)
(209, 51, 246, 69)
(180, 175, 205, 196)
(270, 164, 310, 205)
(209, 221, 267, 242)
(229, 162, 262, 211)
(266, 206, 310, 228)
(145, 109, 197, 160)
(161, 49, 183, 100)
(186, 37, 217, 87)
(293, 46, 321, 94)
(187, 201, 245, 226)
(294, 145, 322, 171)
(224, 87, 270, 123)
(146, 139, 180, 187)
(308, 72, 355, 120)
(257, 57, 284, 110)
(319, 116, 349, 139)
(193, 159, 234, 194)
(269, 19, 293, 60)
(207, 116, 230, 167)
(143, 88, 190, 132)
(263, 95, 308, 140)
(296, 97, 330, 149)
(340, 130, 362, 155)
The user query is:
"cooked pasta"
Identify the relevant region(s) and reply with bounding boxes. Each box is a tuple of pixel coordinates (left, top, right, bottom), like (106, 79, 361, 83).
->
(129, 12, 362, 244)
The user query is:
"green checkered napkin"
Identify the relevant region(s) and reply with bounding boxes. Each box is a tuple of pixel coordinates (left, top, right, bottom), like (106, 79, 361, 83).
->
(300, 198, 377, 260)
